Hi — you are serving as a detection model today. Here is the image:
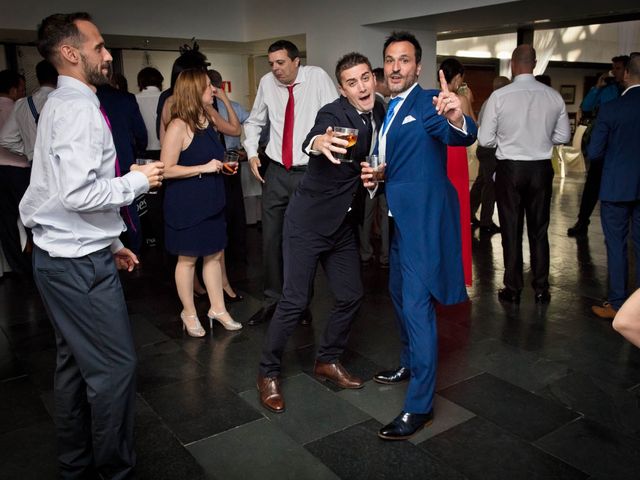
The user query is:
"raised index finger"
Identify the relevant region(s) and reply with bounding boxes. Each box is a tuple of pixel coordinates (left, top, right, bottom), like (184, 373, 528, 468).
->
(438, 69, 449, 94)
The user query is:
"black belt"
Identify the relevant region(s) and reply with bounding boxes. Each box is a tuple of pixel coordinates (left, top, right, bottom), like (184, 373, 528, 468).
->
(270, 159, 307, 172)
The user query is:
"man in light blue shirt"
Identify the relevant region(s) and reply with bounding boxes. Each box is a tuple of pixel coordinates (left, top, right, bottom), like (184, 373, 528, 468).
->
(19, 13, 163, 479)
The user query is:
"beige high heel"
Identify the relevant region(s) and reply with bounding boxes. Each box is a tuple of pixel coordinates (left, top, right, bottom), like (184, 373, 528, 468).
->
(207, 310, 242, 331)
(180, 312, 206, 337)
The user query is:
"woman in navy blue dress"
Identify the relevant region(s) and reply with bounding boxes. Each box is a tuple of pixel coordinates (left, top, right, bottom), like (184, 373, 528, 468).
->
(162, 69, 242, 336)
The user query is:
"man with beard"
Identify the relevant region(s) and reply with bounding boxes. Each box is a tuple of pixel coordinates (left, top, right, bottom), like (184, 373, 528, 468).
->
(361, 31, 477, 440)
(19, 13, 163, 479)
(257, 52, 384, 412)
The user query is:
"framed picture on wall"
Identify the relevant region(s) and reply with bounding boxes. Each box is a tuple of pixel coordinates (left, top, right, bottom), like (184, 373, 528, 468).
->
(560, 85, 576, 104)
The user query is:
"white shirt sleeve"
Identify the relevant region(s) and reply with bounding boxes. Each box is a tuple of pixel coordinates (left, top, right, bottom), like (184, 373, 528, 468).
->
(477, 93, 498, 148)
(53, 103, 148, 212)
(242, 82, 269, 159)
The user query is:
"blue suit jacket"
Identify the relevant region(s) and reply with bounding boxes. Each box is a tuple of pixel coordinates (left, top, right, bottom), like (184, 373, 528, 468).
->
(97, 85, 148, 174)
(385, 85, 477, 304)
(587, 86, 640, 202)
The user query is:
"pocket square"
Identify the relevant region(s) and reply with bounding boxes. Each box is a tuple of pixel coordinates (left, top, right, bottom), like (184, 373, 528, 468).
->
(402, 115, 416, 125)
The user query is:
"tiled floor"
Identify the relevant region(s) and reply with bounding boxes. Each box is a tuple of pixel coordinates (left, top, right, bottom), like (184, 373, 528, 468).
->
(2, 173, 640, 479)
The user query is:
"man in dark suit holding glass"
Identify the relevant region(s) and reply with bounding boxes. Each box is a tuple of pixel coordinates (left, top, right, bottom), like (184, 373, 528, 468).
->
(257, 52, 384, 413)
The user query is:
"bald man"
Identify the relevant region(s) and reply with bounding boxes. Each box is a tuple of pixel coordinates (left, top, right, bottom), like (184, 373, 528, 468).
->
(478, 45, 570, 304)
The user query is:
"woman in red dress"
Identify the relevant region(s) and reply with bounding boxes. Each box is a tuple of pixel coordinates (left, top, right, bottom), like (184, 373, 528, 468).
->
(440, 58, 477, 286)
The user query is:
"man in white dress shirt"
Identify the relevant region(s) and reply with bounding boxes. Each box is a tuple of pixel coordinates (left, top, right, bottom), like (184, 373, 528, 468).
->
(478, 44, 570, 305)
(243, 40, 337, 325)
(19, 13, 163, 479)
(0, 60, 58, 276)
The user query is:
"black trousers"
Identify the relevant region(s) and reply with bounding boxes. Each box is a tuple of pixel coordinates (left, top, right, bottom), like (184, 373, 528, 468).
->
(495, 159, 554, 292)
(0, 165, 32, 275)
(33, 246, 136, 480)
(223, 164, 247, 263)
(261, 161, 306, 305)
(470, 146, 498, 226)
(259, 217, 363, 377)
(577, 160, 603, 225)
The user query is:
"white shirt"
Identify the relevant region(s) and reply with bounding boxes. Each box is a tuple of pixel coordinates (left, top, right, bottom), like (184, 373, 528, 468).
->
(0, 86, 55, 161)
(478, 73, 571, 160)
(243, 65, 337, 166)
(19, 75, 149, 258)
(135, 86, 161, 151)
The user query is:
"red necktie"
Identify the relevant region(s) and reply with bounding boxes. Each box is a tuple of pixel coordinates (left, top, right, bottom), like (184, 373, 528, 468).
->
(99, 105, 136, 233)
(282, 84, 296, 170)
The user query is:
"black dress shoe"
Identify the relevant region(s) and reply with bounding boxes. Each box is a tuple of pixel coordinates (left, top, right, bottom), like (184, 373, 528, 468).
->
(498, 288, 520, 304)
(224, 290, 244, 303)
(567, 221, 589, 237)
(299, 308, 312, 326)
(534, 290, 551, 304)
(373, 367, 410, 385)
(248, 303, 276, 326)
(479, 223, 501, 235)
(378, 411, 434, 440)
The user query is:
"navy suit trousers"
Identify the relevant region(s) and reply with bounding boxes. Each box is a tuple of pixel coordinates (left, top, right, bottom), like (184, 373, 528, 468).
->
(259, 217, 362, 376)
(600, 200, 640, 309)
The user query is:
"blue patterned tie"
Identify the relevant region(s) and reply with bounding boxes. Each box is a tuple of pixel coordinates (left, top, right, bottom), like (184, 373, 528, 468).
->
(374, 96, 403, 155)
(381, 96, 402, 135)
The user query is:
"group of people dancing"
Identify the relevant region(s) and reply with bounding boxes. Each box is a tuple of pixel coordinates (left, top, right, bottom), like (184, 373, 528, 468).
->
(22, 9, 627, 479)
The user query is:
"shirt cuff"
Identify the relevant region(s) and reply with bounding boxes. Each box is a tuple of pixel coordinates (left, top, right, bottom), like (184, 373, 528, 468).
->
(125, 170, 150, 196)
(305, 135, 322, 155)
(110, 238, 124, 254)
(448, 116, 468, 135)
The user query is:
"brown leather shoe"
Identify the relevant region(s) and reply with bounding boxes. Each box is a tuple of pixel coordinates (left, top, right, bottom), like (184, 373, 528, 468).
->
(592, 302, 618, 319)
(313, 361, 364, 389)
(257, 375, 285, 413)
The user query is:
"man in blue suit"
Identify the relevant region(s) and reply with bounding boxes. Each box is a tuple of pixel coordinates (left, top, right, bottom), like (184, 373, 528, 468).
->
(362, 31, 477, 440)
(589, 54, 640, 319)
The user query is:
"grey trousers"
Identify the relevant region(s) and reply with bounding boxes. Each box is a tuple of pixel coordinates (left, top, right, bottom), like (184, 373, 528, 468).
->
(33, 246, 137, 480)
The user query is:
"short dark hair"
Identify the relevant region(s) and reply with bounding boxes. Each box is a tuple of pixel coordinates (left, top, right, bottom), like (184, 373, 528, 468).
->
(35, 60, 58, 86)
(439, 58, 464, 84)
(110, 72, 128, 92)
(612, 55, 630, 67)
(0, 70, 23, 94)
(383, 31, 422, 64)
(372, 67, 385, 83)
(170, 50, 209, 89)
(335, 52, 371, 85)
(268, 40, 300, 61)
(137, 66, 163, 90)
(207, 69, 223, 88)
(37, 12, 93, 66)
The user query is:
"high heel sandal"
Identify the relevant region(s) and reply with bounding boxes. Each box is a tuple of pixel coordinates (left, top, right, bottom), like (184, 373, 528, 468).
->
(180, 312, 206, 337)
(207, 310, 242, 331)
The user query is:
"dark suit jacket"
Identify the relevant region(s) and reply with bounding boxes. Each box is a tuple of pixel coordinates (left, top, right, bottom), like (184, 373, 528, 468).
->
(96, 85, 147, 173)
(285, 95, 385, 236)
(385, 85, 477, 304)
(586, 86, 640, 202)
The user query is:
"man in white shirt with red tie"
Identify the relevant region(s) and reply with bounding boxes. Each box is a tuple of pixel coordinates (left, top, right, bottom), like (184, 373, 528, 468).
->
(243, 40, 337, 326)
(19, 13, 163, 479)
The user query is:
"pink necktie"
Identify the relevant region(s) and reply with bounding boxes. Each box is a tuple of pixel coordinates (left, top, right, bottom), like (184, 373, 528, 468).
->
(99, 105, 136, 232)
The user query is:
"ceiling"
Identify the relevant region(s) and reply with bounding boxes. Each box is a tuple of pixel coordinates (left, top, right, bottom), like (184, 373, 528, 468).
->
(1, 1, 639, 55)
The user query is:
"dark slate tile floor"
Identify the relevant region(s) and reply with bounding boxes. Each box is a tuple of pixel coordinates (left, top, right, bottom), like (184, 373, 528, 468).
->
(2, 174, 640, 479)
